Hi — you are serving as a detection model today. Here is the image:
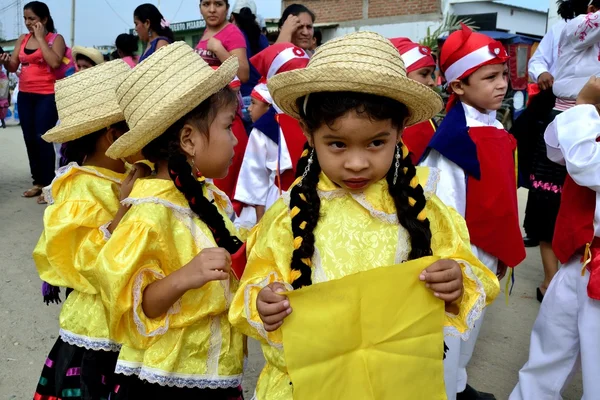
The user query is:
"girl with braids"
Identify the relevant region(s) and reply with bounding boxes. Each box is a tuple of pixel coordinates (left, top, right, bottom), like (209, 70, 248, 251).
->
(96, 43, 244, 399)
(32, 60, 145, 400)
(229, 31, 500, 400)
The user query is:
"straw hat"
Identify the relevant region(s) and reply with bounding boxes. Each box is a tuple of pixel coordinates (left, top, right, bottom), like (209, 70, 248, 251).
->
(42, 59, 131, 143)
(72, 46, 106, 66)
(106, 42, 238, 159)
(268, 31, 443, 126)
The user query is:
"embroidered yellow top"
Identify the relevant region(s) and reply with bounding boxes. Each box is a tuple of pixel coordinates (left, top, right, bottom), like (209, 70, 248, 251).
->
(33, 163, 124, 351)
(95, 178, 244, 389)
(228, 167, 500, 400)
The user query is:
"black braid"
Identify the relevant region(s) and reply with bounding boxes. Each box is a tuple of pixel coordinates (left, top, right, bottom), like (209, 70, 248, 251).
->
(386, 142, 433, 260)
(292, 91, 433, 287)
(289, 142, 322, 289)
(142, 87, 242, 254)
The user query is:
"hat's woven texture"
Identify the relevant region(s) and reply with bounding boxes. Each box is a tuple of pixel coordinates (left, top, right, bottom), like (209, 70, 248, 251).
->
(106, 42, 238, 159)
(268, 31, 443, 126)
(42, 59, 130, 143)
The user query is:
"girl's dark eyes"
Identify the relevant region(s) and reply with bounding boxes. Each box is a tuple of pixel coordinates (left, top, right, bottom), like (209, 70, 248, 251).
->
(368, 140, 385, 147)
(329, 141, 346, 149)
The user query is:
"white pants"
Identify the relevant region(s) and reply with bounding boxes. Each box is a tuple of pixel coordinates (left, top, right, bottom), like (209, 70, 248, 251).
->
(444, 250, 497, 400)
(510, 258, 600, 400)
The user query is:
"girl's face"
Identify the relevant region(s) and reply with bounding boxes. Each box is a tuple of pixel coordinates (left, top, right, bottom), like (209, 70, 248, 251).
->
(134, 16, 150, 41)
(183, 103, 238, 179)
(292, 12, 314, 51)
(23, 9, 45, 33)
(408, 67, 436, 88)
(200, 0, 229, 28)
(306, 110, 402, 191)
(76, 57, 95, 71)
(248, 97, 270, 123)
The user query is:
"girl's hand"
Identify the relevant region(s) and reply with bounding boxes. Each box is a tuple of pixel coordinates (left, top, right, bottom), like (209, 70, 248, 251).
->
(180, 248, 231, 290)
(120, 164, 151, 201)
(207, 37, 224, 54)
(257, 282, 292, 332)
(420, 259, 463, 303)
(32, 22, 46, 40)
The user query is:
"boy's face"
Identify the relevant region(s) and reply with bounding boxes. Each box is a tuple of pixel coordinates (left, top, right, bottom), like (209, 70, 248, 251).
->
(249, 97, 270, 123)
(451, 63, 508, 112)
(408, 67, 436, 88)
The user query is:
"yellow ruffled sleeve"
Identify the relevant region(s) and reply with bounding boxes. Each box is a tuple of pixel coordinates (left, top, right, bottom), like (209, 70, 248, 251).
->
(229, 199, 294, 347)
(96, 218, 177, 350)
(427, 194, 500, 339)
(33, 200, 113, 294)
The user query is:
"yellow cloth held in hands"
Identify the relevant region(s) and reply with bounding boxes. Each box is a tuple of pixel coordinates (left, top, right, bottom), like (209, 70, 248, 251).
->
(282, 257, 446, 400)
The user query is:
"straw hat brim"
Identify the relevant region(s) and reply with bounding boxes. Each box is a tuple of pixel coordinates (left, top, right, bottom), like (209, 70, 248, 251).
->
(106, 55, 239, 159)
(43, 110, 124, 143)
(268, 66, 443, 127)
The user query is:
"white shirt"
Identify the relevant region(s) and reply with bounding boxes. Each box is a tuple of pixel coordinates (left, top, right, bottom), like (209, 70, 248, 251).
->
(528, 19, 566, 82)
(545, 104, 600, 235)
(553, 11, 600, 100)
(420, 103, 503, 272)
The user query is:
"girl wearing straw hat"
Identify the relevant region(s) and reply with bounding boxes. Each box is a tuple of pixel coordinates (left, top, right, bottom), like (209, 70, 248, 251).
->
(97, 42, 245, 399)
(32, 59, 146, 400)
(229, 31, 500, 400)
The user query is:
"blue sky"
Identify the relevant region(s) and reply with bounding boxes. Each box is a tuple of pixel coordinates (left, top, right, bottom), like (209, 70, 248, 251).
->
(0, 0, 550, 46)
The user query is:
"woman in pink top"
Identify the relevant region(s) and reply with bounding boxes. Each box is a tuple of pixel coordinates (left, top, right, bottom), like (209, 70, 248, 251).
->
(196, 0, 250, 83)
(115, 33, 139, 68)
(0, 1, 65, 204)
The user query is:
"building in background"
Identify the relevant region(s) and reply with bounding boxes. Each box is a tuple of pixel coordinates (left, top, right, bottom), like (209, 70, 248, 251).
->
(281, 0, 548, 42)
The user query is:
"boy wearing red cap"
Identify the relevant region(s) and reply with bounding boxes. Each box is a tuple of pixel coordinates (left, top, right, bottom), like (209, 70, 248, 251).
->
(391, 37, 438, 164)
(421, 25, 526, 400)
(234, 43, 310, 225)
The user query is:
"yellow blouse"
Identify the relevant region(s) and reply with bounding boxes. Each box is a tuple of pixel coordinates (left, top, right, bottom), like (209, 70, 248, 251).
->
(229, 167, 500, 400)
(95, 178, 244, 389)
(33, 163, 124, 351)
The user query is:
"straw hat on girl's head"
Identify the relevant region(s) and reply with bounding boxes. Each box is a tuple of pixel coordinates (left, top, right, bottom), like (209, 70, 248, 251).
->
(72, 46, 106, 66)
(268, 31, 443, 126)
(42, 59, 131, 143)
(106, 42, 238, 159)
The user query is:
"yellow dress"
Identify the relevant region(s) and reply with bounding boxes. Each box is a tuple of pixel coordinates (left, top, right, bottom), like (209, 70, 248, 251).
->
(228, 167, 500, 400)
(95, 178, 244, 388)
(33, 163, 124, 351)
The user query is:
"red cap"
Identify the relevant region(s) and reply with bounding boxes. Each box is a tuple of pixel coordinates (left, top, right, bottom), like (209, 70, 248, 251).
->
(390, 37, 436, 74)
(440, 24, 508, 82)
(250, 43, 310, 80)
(251, 79, 272, 104)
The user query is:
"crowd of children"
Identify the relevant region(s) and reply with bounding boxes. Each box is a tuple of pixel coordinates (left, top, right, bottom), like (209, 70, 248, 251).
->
(29, 4, 600, 399)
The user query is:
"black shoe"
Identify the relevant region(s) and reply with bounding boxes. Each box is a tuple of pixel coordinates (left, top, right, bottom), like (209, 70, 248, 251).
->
(457, 385, 496, 400)
(1, 120, 5, 129)
(537, 287, 545, 303)
(523, 236, 539, 247)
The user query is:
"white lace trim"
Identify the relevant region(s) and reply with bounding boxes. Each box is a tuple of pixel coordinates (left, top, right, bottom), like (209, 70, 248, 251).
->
(352, 192, 398, 224)
(99, 222, 112, 241)
(121, 197, 196, 218)
(206, 316, 222, 376)
(115, 360, 243, 389)
(311, 246, 328, 284)
(423, 167, 440, 199)
(443, 260, 486, 341)
(44, 162, 123, 205)
(59, 328, 121, 352)
(243, 272, 290, 349)
(394, 225, 411, 264)
(132, 268, 181, 338)
(206, 185, 234, 218)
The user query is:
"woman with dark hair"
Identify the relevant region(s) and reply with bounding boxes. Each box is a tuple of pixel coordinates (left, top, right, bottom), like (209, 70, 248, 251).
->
(230, 0, 269, 97)
(196, 0, 250, 83)
(134, 3, 174, 63)
(115, 33, 139, 68)
(276, 3, 315, 51)
(0, 1, 65, 204)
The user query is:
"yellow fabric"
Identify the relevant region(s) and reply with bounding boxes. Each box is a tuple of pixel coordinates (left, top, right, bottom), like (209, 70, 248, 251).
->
(96, 178, 243, 385)
(229, 167, 500, 400)
(282, 258, 446, 400)
(33, 164, 124, 347)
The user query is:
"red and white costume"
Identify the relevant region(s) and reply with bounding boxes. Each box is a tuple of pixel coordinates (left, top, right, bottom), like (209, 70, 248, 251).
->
(420, 25, 524, 399)
(234, 44, 309, 229)
(390, 38, 438, 164)
(511, 104, 600, 399)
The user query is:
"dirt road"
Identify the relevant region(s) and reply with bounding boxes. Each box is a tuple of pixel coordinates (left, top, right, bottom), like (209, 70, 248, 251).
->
(0, 124, 582, 399)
